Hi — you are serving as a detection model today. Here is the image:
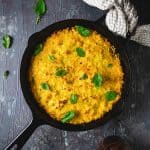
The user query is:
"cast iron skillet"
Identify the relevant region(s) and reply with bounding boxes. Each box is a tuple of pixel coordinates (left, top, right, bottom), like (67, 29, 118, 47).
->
(5, 17, 131, 150)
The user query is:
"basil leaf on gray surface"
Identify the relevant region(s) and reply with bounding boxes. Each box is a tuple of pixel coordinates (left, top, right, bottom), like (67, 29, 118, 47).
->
(3, 70, 10, 79)
(2, 35, 12, 48)
(34, 0, 46, 24)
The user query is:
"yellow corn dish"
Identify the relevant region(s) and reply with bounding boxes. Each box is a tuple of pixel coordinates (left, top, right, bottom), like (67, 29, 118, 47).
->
(29, 26, 124, 124)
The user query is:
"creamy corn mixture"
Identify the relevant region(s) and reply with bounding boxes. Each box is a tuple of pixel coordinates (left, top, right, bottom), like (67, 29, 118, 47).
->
(29, 26, 124, 124)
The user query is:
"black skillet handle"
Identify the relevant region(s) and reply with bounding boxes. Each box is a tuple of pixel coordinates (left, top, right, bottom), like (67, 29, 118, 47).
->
(5, 117, 42, 150)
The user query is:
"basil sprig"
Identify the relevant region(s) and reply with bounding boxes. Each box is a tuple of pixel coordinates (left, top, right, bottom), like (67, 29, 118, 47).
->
(34, 0, 46, 24)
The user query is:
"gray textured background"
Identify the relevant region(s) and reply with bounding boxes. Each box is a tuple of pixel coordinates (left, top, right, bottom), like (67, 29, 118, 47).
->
(0, 0, 150, 150)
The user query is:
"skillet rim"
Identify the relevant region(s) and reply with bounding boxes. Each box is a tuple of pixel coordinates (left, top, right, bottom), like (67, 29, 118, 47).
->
(20, 19, 131, 131)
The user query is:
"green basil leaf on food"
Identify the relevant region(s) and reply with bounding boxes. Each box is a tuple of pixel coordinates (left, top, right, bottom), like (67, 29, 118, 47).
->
(34, 0, 46, 24)
(76, 25, 91, 37)
(2, 35, 12, 48)
(107, 63, 113, 68)
(80, 73, 88, 80)
(92, 73, 103, 88)
(105, 91, 117, 101)
(61, 111, 75, 123)
(3, 70, 10, 79)
(55, 69, 67, 77)
(48, 55, 56, 61)
(40, 83, 50, 90)
(70, 94, 78, 104)
(76, 47, 86, 57)
(34, 43, 43, 56)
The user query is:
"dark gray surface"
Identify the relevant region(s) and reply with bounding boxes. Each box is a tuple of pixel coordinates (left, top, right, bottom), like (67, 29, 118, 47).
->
(0, 0, 150, 150)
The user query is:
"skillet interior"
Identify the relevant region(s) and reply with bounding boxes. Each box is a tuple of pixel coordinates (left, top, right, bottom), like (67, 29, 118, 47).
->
(20, 19, 131, 131)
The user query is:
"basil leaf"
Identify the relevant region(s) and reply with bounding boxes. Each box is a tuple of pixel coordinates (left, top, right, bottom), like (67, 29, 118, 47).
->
(70, 94, 78, 104)
(34, 43, 43, 56)
(3, 70, 10, 79)
(55, 69, 67, 77)
(80, 73, 88, 80)
(40, 83, 50, 90)
(105, 91, 117, 101)
(76, 47, 86, 57)
(48, 55, 56, 61)
(76, 25, 91, 37)
(34, 0, 46, 24)
(92, 73, 103, 88)
(61, 111, 75, 123)
(107, 63, 113, 68)
(2, 35, 12, 48)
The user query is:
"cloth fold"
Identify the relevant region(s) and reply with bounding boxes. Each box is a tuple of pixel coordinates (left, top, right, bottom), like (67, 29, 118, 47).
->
(83, 0, 138, 37)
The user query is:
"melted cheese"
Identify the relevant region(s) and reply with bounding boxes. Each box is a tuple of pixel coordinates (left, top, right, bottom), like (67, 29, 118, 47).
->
(29, 27, 124, 124)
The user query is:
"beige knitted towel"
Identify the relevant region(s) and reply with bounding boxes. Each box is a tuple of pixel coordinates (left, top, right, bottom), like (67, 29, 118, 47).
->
(83, 0, 138, 37)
